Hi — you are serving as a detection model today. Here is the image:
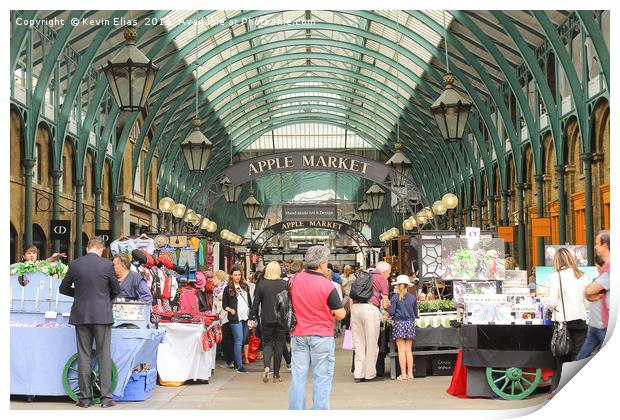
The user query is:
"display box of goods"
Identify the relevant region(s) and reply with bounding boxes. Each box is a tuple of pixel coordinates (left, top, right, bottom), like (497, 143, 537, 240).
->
(463, 294, 513, 324)
(544, 245, 588, 267)
(511, 303, 544, 324)
(441, 238, 505, 281)
(114, 369, 157, 402)
(503, 270, 528, 288)
(113, 301, 151, 328)
(452, 281, 497, 306)
(535, 266, 599, 297)
(415, 312, 458, 328)
(431, 353, 458, 376)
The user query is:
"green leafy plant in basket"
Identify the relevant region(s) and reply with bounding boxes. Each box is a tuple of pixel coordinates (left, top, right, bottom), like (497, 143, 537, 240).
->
(419, 299, 456, 313)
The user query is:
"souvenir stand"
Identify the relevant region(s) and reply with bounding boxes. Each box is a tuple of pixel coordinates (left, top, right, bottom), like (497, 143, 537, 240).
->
(9, 263, 165, 403)
(139, 235, 222, 386)
(387, 230, 496, 379)
(441, 236, 556, 400)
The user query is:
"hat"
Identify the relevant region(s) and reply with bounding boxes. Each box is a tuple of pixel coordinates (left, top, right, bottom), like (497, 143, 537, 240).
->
(154, 234, 169, 249)
(394, 275, 412, 285)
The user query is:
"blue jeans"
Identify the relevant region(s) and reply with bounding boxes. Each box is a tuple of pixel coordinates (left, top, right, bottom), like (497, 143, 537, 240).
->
(576, 326, 607, 360)
(230, 320, 248, 369)
(288, 335, 335, 410)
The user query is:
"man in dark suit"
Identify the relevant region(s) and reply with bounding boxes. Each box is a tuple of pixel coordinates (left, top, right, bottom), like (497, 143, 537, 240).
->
(60, 237, 121, 408)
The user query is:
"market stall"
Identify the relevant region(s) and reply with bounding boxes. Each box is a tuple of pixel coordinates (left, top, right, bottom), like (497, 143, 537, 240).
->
(9, 266, 164, 402)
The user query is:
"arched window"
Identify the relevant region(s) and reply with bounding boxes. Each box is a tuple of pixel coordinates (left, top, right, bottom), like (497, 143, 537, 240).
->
(10, 223, 17, 264)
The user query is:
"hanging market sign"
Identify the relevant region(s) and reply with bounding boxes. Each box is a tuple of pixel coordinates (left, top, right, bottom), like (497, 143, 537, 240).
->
(270, 220, 351, 234)
(282, 204, 337, 221)
(50, 220, 71, 242)
(223, 151, 391, 186)
(95, 229, 112, 246)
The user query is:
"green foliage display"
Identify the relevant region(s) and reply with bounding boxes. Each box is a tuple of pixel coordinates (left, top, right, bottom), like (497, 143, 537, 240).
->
(9, 261, 69, 279)
(418, 299, 456, 313)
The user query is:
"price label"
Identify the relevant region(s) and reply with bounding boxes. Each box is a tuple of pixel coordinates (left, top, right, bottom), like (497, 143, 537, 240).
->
(44, 311, 58, 319)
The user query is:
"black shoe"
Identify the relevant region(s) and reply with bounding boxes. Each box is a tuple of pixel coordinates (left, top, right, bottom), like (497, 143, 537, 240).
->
(101, 400, 116, 408)
(354, 378, 365, 383)
(76, 400, 91, 408)
(236, 366, 249, 374)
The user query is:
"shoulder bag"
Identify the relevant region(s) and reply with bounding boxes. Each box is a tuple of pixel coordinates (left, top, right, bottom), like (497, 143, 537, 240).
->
(551, 270, 571, 357)
(275, 275, 297, 331)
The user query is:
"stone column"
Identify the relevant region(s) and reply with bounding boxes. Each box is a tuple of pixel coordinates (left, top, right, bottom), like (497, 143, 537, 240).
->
(581, 153, 595, 264)
(555, 165, 567, 244)
(22, 159, 36, 245)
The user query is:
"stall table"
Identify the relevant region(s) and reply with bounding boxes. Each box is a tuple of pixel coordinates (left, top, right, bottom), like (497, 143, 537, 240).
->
(156, 323, 216, 384)
(10, 325, 165, 399)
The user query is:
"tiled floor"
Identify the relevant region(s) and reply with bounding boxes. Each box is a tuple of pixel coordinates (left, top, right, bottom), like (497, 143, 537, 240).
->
(10, 337, 549, 411)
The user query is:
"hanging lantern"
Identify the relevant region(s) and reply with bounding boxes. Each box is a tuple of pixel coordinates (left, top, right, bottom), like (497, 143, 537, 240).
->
(385, 142, 412, 187)
(172, 203, 187, 219)
(250, 211, 264, 230)
(350, 214, 363, 231)
(431, 73, 472, 142)
(102, 25, 159, 112)
(220, 176, 242, 203)
(357, 201, 373, 224)
(432, 200, 448, 216)
(365, 183, 385, 210)
(181, 118, 213, 172)
(158, 197, 175, 213)
(442, 193, 459, 209)
(242, 190, 261, 220)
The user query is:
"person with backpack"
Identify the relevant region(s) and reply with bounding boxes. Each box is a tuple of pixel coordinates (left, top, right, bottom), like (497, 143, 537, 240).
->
(250, 261, 288, 383)
(349, 261, 391, 383)
(222, 265, 254, 374)
(389, 275, 418, 381)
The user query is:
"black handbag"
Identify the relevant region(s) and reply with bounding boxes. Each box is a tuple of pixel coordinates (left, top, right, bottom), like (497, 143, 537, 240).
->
(551, 270, 571, 357)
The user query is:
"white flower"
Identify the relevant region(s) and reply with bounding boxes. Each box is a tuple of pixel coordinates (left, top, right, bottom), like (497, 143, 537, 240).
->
(52, 274, 58, 280)
(10, 268, 17, 275)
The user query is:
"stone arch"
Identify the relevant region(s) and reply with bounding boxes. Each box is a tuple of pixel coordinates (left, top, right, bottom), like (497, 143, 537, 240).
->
(591, 99, 610, 231)
(564, 117, 585, 244)
(62, 138, 76, 194)
(10, 108, 23, 180)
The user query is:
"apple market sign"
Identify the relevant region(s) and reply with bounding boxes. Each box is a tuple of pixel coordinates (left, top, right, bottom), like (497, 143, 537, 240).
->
(223, 151, 390, 186)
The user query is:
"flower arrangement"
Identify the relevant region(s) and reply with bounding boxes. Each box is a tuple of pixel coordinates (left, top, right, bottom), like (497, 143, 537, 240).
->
(10, 261, 68, 279)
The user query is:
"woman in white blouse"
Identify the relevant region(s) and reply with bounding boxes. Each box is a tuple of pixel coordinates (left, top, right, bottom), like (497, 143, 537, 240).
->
(547, 247, 590, 391)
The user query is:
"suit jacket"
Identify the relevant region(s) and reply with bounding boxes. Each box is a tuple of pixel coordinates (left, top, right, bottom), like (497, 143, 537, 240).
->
(59, 252, 121, 325)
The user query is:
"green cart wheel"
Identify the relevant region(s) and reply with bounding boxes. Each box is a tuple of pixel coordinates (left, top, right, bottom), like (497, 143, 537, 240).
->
(62, 352, 118, 404)
(486, 367, 541, 400)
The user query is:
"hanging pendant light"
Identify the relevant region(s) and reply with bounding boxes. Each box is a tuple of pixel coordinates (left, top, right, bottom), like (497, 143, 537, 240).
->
(181, 22, 212, 172)
(365, 183, 385, 210)
(242, 189, 261, 220)
(357, 201, 373, 224)
(350, 213, 363, 231)
(220, 176, 242, 203)
(386, 142, 412, 187)
(158, 197, 175, 213)
(442, 192, 459, 209)
(431, 12, 472, 142)
(102, 23, 159, 112)
(250, 211, 265, 230)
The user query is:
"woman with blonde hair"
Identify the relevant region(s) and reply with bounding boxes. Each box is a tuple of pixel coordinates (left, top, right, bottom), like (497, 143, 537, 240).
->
(341, 265, 356, 296)
(249, 261, 288, 383)
(389, 275, 418, 381)
(547, 247, 590, 391)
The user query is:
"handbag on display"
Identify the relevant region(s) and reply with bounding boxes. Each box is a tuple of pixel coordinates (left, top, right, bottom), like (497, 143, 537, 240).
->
(169, 235, 188, 248)
(551, 270, 571, 357)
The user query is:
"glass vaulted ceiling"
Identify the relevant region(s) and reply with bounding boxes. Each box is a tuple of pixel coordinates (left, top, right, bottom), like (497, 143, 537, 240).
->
(162, 10, 453, 151)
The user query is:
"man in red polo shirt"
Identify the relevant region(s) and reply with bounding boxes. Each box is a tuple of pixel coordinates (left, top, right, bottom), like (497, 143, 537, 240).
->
(288, 245, 346, 410)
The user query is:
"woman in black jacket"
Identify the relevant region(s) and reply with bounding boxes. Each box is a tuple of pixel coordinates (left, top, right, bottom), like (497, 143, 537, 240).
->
(222, 265, 253, 374)
(249, 261, 287, 383)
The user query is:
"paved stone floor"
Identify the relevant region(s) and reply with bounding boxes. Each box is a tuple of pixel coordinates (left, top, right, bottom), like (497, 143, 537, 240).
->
(11, 336, 549, 411)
